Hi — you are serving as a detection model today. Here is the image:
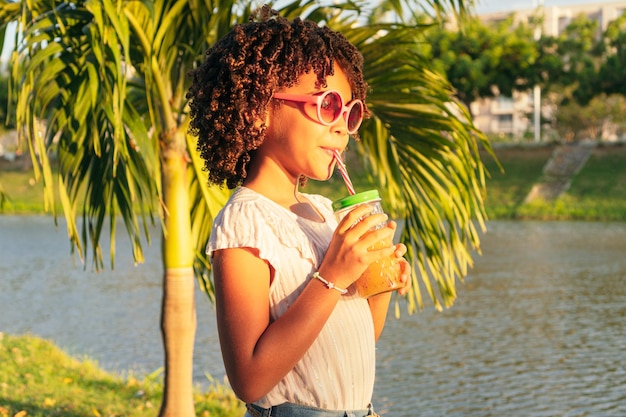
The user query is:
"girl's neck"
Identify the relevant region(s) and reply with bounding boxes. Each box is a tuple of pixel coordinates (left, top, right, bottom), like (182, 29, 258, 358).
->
(243, 175, 297, 206)
(243, 156, 299, 205)
(243, 154, 326, 222)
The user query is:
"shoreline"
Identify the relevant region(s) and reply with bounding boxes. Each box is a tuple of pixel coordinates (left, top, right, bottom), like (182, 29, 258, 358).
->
(2, 141, 626, 221)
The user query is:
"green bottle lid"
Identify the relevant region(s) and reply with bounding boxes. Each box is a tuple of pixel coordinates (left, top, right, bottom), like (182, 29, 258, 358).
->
(332, 189, 380, 211)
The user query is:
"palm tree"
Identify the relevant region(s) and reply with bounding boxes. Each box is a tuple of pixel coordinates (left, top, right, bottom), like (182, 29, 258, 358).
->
(0, 1, 236, 414)
(0, 0, 489, 415)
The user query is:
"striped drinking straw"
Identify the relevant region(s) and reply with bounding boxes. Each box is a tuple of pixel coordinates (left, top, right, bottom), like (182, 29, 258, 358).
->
(333, 149, 356, 195)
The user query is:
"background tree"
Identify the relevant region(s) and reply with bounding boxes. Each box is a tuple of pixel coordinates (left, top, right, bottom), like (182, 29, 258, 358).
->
(0, 0, 492, 415)
(543, 13, 625, 139)
(530, 34, 564, 94)
(423, 15, 538, 115)
(555, 93, 626, 142)
(597, 13, 626, 98)
(420, 10, 625, 141)
(554, 13, 602, 106)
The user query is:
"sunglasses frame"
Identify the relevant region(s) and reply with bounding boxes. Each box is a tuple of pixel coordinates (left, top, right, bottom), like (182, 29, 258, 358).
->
(273, 90, 364, 134)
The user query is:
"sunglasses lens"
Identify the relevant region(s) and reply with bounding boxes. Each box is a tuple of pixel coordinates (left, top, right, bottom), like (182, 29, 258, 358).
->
(315, 91, 363, 133)
(319, 91, 343, 124)
(347, 101, 363, 133)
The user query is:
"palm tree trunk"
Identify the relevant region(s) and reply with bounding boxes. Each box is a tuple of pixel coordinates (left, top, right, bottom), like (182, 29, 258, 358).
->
(158, 137, 196, 417)
(159, 266, 197, 417)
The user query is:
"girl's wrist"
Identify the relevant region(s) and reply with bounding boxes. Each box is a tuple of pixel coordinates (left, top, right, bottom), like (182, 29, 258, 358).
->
(312, 272, 348, 294)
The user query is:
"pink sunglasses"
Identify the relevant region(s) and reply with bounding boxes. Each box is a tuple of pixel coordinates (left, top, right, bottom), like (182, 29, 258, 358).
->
(273, 90, 364, 134)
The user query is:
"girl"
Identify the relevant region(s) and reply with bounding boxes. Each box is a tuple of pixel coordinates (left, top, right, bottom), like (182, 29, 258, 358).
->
(187, 6, 411, 417)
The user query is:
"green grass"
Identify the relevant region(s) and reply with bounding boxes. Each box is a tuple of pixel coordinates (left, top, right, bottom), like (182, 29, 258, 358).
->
(481, 145, 554, 219)
(0, 333, 245, 417)
(0, 168, 59, 214)
(567, 147, 626, 198)
(482, 143, 626, 221)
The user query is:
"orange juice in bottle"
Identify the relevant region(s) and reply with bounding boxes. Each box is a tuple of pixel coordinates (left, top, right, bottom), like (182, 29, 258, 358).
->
(333, 190, 403, 298)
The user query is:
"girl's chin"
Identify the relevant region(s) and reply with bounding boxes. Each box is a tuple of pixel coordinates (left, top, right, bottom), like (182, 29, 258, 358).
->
(303, 161, 335, 183)
(318, 171, 334, 182)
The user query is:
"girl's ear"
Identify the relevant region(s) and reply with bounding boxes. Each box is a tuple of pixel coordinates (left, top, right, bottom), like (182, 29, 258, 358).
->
(258, 101, 275, 130)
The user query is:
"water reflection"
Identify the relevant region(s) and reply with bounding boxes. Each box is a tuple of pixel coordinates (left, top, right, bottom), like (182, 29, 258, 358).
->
(374, 221, 626, 416)
(1, 218, 625, 416)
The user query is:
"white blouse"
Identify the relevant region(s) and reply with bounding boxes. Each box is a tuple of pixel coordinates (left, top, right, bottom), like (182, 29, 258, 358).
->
(207, 187, 376, 410)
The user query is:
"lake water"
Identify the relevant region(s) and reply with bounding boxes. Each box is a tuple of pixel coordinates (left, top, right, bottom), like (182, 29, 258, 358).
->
(1, 217, 625, 416)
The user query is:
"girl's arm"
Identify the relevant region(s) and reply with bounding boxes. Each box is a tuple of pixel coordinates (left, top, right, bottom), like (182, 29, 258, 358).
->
(213, 246, 344, 403)
(367, 291, 393, 340)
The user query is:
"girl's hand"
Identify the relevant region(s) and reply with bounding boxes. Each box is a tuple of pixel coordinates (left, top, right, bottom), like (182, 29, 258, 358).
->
(393, 241, 412, 296)
(318, 204, 396, 290)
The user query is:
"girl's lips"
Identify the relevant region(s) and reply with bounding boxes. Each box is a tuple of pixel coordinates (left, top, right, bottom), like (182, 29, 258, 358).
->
(321, 147, 338, 160)
(322, 147, 343, 156)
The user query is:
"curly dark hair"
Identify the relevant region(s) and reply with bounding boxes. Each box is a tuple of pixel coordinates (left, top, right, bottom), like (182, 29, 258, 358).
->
(186, 6, 369, 189)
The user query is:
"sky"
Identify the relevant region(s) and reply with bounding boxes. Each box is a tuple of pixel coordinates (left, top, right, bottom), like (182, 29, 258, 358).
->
(475, 0, 616, 14)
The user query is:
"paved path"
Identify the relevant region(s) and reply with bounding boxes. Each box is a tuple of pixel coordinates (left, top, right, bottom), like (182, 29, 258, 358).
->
(525, 143, 595, 202)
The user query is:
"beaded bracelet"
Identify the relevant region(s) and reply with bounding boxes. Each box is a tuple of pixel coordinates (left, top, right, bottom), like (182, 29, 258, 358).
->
(312, 272, 348, 295)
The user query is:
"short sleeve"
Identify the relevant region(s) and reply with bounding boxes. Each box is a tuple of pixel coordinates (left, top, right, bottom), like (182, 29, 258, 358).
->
(206, 189, 327, 270)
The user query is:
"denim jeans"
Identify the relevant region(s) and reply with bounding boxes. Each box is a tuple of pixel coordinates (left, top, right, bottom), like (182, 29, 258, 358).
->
(245, 402, 378, 417)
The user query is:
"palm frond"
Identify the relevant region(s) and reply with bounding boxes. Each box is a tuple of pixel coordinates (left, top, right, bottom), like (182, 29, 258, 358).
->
(342, 21, 493, 312)
(7, 0, 159, 269)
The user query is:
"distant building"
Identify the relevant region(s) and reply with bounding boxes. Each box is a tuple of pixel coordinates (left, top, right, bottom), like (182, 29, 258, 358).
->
(473, 1, 626, 140)
(481, 1, 626, 36)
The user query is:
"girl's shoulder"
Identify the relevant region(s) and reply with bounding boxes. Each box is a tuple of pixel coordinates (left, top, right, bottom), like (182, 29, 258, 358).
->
(216, 187, 279, 224)
(208, 187, 330, 263)
(225, 187, 334, 220)
(214, 186, 333, 232)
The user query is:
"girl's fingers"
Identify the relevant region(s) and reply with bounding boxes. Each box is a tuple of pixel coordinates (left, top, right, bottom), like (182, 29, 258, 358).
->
(335, 205, 371, 234)
(336, 205, 387, 235)
(394, 243, 407, 258)
(396, 259, 412, 295)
